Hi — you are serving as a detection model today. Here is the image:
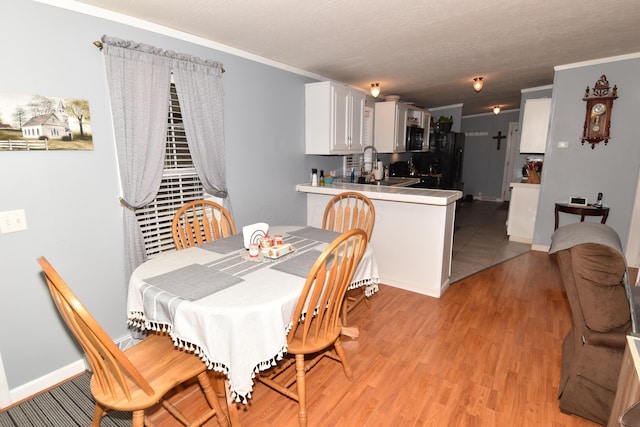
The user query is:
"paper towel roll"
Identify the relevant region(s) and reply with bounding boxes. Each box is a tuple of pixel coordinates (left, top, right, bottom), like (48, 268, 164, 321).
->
(374, 161, 384, 180)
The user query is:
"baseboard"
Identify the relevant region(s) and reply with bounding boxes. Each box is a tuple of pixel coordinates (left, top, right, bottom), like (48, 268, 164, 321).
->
(5, 359, 86, 408)
(472, 195, 503, 202)
(531, 244, 549, 252)
(1, 334, 133, 409)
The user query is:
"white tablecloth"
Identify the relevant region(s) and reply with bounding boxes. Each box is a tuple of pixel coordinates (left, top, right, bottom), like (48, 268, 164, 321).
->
(127, 226, 378, 402)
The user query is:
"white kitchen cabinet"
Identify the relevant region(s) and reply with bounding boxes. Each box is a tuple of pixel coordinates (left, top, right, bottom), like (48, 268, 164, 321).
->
(305, 81, 365, 154)
(507, 183, 540, 243)
(374, 101, 411, 153)
(519, 98, 551, 153)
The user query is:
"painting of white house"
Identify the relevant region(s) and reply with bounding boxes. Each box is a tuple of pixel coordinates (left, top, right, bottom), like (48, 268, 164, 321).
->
(0, 93, 93, 151)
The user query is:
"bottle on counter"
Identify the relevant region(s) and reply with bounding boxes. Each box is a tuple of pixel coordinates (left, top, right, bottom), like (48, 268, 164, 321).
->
(384, 166, 389, 180)
(311, 168, 318, 187)
(319, 170, 325, 186)
(350, 168, 355, 183)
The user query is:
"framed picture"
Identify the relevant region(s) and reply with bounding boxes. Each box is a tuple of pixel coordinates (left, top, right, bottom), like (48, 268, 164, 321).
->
(0, 92, 93, 151)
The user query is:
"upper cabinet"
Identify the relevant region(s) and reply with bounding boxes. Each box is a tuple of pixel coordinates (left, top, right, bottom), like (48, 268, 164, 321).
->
(305, 81, 365, 154)
(519, 98, 551, 153)
(374, 101, 410, 153)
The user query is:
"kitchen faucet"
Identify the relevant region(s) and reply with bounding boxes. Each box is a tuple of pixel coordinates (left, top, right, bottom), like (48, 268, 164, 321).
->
(361, 145, 378, 179)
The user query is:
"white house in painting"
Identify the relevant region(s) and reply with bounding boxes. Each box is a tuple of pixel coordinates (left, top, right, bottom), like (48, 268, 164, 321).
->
(21, 100, 72, 140)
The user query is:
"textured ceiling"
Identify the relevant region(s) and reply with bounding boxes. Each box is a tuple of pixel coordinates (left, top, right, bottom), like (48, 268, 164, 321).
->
(61, 0, 640, 115)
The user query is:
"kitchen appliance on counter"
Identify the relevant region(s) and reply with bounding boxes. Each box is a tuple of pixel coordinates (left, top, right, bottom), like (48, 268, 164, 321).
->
(406, 126, 425, 151)
(389, 161, 409, 177)
(389, 158, 444, 189)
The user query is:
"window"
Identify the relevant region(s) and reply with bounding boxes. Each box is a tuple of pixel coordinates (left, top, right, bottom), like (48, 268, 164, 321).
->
(343, 106, 372, 177)
(135, 83, 204, 256)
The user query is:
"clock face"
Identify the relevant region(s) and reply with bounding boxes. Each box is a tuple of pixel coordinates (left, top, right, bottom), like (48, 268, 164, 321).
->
(592, 103, 606, 115)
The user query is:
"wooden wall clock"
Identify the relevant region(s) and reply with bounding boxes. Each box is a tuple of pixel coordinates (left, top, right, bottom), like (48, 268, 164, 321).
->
(581, 75, 617, 149)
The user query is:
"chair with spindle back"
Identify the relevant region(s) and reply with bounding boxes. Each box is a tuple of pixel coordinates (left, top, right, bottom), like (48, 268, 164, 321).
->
(172, 200, 236, 250)
(37, 256, 229, 427)
(322, 191, 376, 324)
(257, 229, 368, 426)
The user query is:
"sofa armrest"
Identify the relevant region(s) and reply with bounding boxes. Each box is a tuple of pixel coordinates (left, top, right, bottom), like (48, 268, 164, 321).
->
(586, 330, 628, 349)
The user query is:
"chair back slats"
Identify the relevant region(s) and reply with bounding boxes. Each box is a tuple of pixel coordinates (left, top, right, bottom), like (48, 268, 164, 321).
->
(322, 192, 375, 241)
(172, 200, 236, 250)
(287, 230, 368, 347)
(37, 257, 154, 400)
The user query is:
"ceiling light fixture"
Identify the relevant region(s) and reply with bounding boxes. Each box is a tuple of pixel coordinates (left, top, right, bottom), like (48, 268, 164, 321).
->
(473, 77, 484, 92)
(493, 105, 501, 115)
(370, 82, 381, 98)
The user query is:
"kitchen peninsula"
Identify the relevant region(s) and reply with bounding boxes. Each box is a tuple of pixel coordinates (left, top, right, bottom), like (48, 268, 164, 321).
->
(296, 181, 462, 297)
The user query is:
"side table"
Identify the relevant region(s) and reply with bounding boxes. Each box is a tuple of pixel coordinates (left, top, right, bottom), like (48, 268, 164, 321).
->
(554, 202, 610, 230)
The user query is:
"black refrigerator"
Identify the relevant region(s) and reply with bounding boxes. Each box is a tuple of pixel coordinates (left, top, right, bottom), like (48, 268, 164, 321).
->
(414, 132, 465, 190)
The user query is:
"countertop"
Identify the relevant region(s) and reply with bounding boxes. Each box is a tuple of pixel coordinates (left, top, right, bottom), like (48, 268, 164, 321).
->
(296, 182, 462, 206)
(510, 182, 541, 189)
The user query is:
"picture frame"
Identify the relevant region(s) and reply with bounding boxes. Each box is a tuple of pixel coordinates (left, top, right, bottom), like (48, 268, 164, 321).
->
(0, 92, 93, 151)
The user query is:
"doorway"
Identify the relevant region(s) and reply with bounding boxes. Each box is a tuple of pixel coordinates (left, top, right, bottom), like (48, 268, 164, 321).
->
(500, 122, 519, 201)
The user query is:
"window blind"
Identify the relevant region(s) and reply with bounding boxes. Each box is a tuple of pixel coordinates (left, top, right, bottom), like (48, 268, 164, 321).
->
(135, 84, 204, 256)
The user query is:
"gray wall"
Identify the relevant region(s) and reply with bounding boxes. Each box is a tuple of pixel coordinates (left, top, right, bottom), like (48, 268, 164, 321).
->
(535, 56, 640, 248)
(461, 110, 520, 199)
(0, 0, 322, 392)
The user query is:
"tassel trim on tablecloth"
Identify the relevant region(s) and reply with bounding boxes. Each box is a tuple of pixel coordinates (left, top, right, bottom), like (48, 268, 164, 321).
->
(128, 310, 288, 404)
(348, 277, 379, 296)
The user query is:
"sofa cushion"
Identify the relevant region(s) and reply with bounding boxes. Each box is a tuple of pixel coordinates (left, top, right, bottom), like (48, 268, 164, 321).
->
(571, 243, 629, 332)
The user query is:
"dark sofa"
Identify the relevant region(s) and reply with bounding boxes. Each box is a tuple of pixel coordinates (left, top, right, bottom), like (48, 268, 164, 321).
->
(549, 222, 632, 425)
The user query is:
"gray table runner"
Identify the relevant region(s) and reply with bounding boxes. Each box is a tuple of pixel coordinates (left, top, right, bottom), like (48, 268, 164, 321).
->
(143, 264, 244, 325)
(146, 263, 244, 299)
(199, 234, 245, 253)
(270, 249, 325, 278)
(286, 227, 341, 244)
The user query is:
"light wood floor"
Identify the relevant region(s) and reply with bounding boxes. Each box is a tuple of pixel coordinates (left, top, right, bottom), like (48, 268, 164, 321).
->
(165, 250, 600, 426)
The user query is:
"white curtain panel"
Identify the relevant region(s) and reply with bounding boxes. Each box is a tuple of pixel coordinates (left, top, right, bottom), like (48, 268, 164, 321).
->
(172, 58, 228, 201)
(102, 36, 172, 280)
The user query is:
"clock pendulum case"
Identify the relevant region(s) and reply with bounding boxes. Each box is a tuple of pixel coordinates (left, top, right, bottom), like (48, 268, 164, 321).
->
(581, 75, 618, 149)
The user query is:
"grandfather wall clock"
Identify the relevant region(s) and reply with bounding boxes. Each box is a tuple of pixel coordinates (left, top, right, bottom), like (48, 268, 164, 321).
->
(581, 75, 617, 149)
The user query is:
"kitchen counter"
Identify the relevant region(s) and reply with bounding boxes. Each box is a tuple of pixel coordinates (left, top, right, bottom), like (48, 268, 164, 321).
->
(297, 182, 463, 298)
(296, 181, 462, 206)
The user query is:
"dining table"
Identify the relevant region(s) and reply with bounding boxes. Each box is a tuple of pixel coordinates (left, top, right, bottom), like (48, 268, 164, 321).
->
(127, 225, 379, 414)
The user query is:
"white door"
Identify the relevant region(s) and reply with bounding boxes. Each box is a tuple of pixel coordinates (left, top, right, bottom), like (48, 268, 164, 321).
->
(501, 122, 519, 201)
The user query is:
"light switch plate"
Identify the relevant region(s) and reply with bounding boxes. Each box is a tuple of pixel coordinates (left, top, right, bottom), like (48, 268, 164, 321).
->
(0, 209, 28, 233)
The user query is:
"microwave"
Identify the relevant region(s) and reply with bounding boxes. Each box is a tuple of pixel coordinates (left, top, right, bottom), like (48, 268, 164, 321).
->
(406, 126, 425, 151)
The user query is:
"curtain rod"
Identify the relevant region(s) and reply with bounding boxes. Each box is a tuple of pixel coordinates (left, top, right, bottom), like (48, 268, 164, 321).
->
(92, 40, 225, 73)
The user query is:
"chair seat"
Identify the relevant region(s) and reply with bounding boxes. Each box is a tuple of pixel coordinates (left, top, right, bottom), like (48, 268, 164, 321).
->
(90, 334, 208, 411)
(287, 323, 343, 355)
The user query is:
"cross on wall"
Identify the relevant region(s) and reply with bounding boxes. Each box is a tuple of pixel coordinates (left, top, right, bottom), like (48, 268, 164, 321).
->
(493, 131, 506, 150)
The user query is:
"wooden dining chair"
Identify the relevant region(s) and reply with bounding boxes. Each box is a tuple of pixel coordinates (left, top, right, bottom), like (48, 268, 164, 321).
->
(37, 256, 229, 427)
(257, 229, 368, 427)
(322, 191, 376, 324)
(172, 200, 236, 250)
